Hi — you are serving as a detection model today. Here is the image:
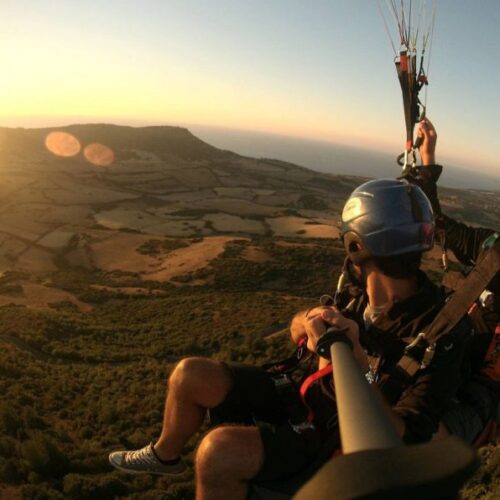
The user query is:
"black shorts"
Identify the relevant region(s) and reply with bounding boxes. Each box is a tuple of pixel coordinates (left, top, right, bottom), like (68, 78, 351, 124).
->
(209, 363, 339, 494)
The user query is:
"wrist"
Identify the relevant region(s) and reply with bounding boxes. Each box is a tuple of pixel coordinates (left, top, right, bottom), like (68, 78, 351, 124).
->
(421, 153, 436, 166)
(354, 345, 369, 372)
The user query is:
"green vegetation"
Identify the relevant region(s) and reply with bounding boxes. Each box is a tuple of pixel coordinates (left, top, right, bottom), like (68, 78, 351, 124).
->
(296, 194, 329, 210)
(174, 238, 345, 295)
(170, 209, 218, 217)
(1, 236, 494, 498)
(0, 237, 336, 498)
(137, 239, 189, 256)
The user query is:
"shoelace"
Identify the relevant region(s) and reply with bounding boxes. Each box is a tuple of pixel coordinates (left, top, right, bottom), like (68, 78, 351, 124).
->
(125, 445, 157, 465)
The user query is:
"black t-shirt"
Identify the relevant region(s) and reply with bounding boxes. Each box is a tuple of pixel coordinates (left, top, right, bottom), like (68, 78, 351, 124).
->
(333, 271, 472, 443)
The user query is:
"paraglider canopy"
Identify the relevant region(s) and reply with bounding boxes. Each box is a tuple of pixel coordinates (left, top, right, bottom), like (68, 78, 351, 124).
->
(378, 0, 437, 173)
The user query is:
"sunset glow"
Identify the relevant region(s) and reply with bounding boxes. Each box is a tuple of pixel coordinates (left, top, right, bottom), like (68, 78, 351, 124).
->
(1, 0, 499, 177)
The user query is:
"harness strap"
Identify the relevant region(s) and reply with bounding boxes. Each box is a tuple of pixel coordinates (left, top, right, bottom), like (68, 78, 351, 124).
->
(299, 364, 333, 423)
(425, 243, 500, 346)
(481, 325, 500, 382)
(395, 242, 500, 382)
(263, 336, 310, 374)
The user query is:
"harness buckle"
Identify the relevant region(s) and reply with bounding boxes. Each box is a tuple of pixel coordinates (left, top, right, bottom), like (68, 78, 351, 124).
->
(289, 420, 315, 434)
(420, 343, 436, 369)
(404, 331, 428, 354)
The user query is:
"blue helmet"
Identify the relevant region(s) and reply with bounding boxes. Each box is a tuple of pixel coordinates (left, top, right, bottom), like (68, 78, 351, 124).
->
(341, 179, 434, 264)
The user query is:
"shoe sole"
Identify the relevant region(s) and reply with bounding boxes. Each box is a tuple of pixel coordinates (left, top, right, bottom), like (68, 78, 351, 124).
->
(109, 456, 187, 476)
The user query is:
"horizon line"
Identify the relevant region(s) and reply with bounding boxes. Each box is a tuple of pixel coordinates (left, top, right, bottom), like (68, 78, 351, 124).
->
(1, 117, 499, 182)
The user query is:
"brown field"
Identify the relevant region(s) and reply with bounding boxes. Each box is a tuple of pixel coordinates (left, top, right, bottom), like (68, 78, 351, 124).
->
(267, 216, 339, 238)
(213, 187, 256, 199)
(254, 192, 302, 206)
(218, 173, 262, 187)
(37, 230, 76, 250)
(204, 213, 267, 235)
(170, 167, 219, 188)
(42, 182, 138, 205)
(90, 233, 163, 274)
(0, 283, 91, 312)
(146, 236, 246, 281)
(14, 247, 58, 274)
(156, 189, 218, 203)
(241, 245, 272, 263)
(143, 219, 210, 237)
(196, 198, 278, 216)
(89, 233, 244, 281)
(94, 208, 166, 231)
(0, 214, 52, 241)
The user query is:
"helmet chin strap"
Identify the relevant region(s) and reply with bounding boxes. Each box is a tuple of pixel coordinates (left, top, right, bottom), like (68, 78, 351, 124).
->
(342, 257, 367, 288)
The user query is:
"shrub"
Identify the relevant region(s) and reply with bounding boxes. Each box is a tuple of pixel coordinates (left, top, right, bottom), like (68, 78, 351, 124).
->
(63, 473, 127, 499)
(0, 404, 21, 436)
(21, 434, 69, 477)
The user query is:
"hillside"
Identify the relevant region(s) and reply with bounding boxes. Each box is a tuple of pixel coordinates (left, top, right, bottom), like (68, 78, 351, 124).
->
(0, 124, 368, 285)
(0, 124, 498, 499)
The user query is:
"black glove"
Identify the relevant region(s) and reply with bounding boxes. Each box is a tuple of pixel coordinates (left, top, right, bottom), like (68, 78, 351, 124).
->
(406, 164, 443, 216)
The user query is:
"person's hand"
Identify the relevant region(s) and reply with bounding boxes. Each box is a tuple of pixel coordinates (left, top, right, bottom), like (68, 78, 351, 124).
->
(290, 306, 329, 345)
(417, 118, 437, 166)
(301, 307, 330, 353)
(292, 306, 369, 372)
(321, 308, 369, 372)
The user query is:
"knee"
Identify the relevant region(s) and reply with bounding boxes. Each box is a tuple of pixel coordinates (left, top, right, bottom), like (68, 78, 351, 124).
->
(169, 357, 230, 395)
(196, 427, 263, 482)
(196, 427, 234, 480)
(169, 357, 204, 389)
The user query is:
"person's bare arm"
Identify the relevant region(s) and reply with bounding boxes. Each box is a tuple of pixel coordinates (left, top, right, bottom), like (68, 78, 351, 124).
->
(290, 306, 333, 344)
(416, 117, 497, 265)
(290, 310, 309, 344)
(417, 118, 437, 166)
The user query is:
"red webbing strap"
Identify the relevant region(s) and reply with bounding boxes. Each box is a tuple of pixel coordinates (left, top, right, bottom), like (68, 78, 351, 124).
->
(473, 418, 497, 449)
(468, 302, 478, 315)
(297, 336, 308, 358)
(263, 336, 309, 373)
(299, 364, 333, 423)
(481, 325, 500, 382)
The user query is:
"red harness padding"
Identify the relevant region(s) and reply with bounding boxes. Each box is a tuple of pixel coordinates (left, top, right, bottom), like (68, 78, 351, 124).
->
(482, 325, 500, 382)
(466, 303, 499, 447)
(299, 364, 333, 423)
(473, 418, 498, 449)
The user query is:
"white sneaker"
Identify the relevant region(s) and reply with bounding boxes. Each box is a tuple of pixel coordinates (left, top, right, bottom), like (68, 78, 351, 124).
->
(109, 443, 187, 476)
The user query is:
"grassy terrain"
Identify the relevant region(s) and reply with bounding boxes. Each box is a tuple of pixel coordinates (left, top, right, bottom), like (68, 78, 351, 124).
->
(0, 238, 343, 499)
(0, 236, 498, 499)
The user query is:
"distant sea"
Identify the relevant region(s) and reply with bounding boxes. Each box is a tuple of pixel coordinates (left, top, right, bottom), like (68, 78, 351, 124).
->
(191, 126, 500, 192)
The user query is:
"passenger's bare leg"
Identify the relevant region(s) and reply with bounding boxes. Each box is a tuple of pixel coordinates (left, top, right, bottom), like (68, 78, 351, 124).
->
(196, 426, 264, 500)
(153, 357, 233, 461)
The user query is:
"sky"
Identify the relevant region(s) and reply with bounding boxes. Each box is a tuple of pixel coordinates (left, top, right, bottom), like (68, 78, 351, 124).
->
(1, 0, 499, 177)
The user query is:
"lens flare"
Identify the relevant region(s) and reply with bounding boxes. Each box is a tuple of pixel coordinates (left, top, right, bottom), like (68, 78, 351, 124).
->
(45, 131, 81, 157)
(83, 143, 114, 166)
